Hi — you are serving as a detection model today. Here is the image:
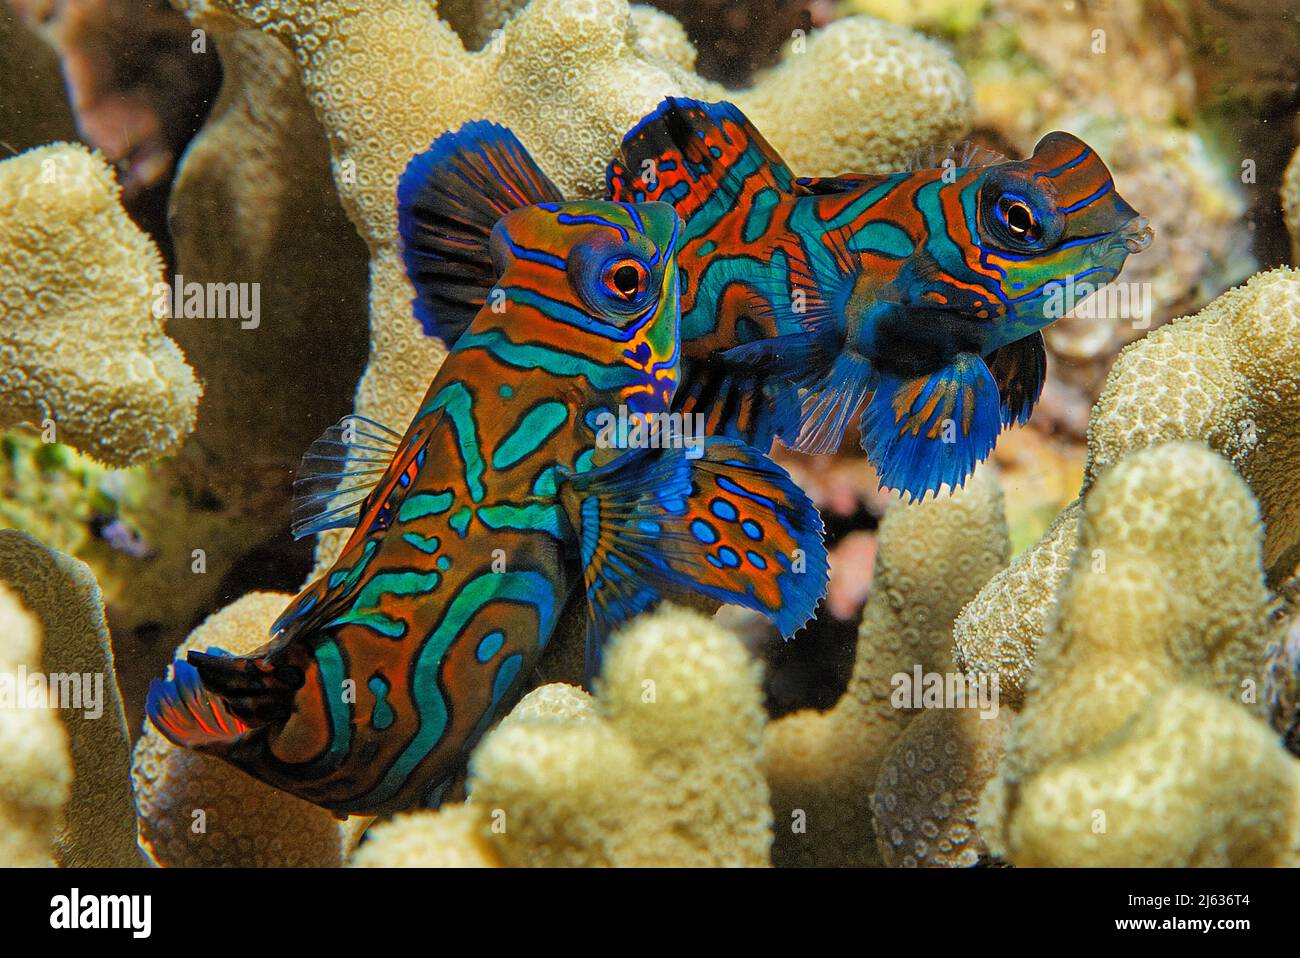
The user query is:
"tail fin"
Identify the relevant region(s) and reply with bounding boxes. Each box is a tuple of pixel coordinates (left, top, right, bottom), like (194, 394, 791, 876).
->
(145, 656, 256, 751)
(398, 120, 564, 346)
(146, 647, 301, 750)
(606, 98, 801, 220)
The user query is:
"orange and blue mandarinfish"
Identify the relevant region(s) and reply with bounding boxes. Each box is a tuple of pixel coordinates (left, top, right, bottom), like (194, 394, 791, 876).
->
(606, 98, 1154, 499)
(146, 122, 828, 815)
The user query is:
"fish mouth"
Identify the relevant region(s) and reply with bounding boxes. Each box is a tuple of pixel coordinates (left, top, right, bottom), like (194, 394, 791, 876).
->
(1120, 215, 1154, 254)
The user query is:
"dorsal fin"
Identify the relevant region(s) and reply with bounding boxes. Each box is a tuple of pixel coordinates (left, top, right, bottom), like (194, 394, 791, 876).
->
(291, 414, 403, 540)
(397, 120, 564, 346)
(905, 140, 1006, 174)
(795, 172, 893, 194)
(606, 97, 802, 220)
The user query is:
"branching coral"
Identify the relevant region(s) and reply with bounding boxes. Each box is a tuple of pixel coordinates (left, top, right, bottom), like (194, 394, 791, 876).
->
(957, 268, 1300, 700)
(1087, 267, 1300, 584)
(0, 143, 201, 467)
(763, 466, 1009, 867)
(953, 499, 1079, 709)
(350, 604, 773, 867)
(132, 592, 368, 866)
(0, 581, 72, 867)
(980, 443, 1294, 866)
(0, 530, 138, 866)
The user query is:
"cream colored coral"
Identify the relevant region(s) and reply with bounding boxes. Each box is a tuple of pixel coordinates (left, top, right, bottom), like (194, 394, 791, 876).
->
(728, 17, 973, 176)
(350, 605, 772, 867)
(980, 443, 1292, 866)
(132, 592, 367, 867)
(871, 706, 1012, 867)
(957, 269, 1300, 701)
(1087, 267, 1300, 584)
(953, 499, 1079, 708)
(351, 804, 501, 867)
(0, 531, 137, 866)
(986, 687, 1300, 867)
(0, 143, 201, 467)
(764, 465, 1009, 867)
(0, 581, 72, 867)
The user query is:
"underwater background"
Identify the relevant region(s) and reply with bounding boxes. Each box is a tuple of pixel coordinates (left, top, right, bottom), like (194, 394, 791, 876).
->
(0, 0, 1298, 867)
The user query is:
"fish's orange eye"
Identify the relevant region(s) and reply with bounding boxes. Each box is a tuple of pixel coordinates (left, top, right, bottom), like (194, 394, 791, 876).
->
(602, 258, 649, 302)
(998, 195, 1040, 241)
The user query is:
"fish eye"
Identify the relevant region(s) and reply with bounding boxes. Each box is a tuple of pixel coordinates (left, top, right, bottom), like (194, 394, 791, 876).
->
(602, 257, 649, 302)
(998, 195, 1040, 241)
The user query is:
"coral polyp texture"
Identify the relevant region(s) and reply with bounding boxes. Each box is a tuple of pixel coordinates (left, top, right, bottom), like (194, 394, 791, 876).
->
(0, 531, 138, 867)
(1, 0, 1299, 873)
(980, 443, 1295, 867)
(763, 466, 1010, 868)
(956, 268, 1300, 702)
(0, 143, 201, 467)
(353, 605, 772, 867)
(0, 581, 71, 868)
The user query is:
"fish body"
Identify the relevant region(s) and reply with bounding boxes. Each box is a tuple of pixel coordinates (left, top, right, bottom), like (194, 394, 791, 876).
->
(606, 99, 1153, 498)
(147, 123, 828, 815)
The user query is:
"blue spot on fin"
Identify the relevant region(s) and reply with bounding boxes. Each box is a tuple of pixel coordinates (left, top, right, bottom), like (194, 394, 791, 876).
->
(560, 437, 828, 683)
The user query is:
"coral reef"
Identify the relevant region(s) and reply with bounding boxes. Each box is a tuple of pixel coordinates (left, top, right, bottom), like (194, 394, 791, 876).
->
(0, 143, 200, 467)
(0, 531, 138, 866)
(0, 581, 72, 867)
(957, 268, 1300, 702)
(871, 705, 1012, 868)
(980, 443, 1295, 866)
(763, 466, 1009, 867)
(167, 0, 970, 577)
(351, 605, 772, 867)
(132, 592, 368, 866)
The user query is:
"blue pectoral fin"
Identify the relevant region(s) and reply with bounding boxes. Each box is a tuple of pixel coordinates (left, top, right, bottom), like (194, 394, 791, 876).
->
(859, 353, 1003, 501)
(559, 438, 828, 681)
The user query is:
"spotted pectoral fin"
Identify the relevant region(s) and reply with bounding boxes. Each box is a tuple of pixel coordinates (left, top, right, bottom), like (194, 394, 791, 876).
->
(859, 353, 1003, 501)
(291, 414, 404, 540)
(606, 97, 801, 219)
(985, 332, 1047, 427)
(559, 438, 828, 679)
(398, 120, 564, 345)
